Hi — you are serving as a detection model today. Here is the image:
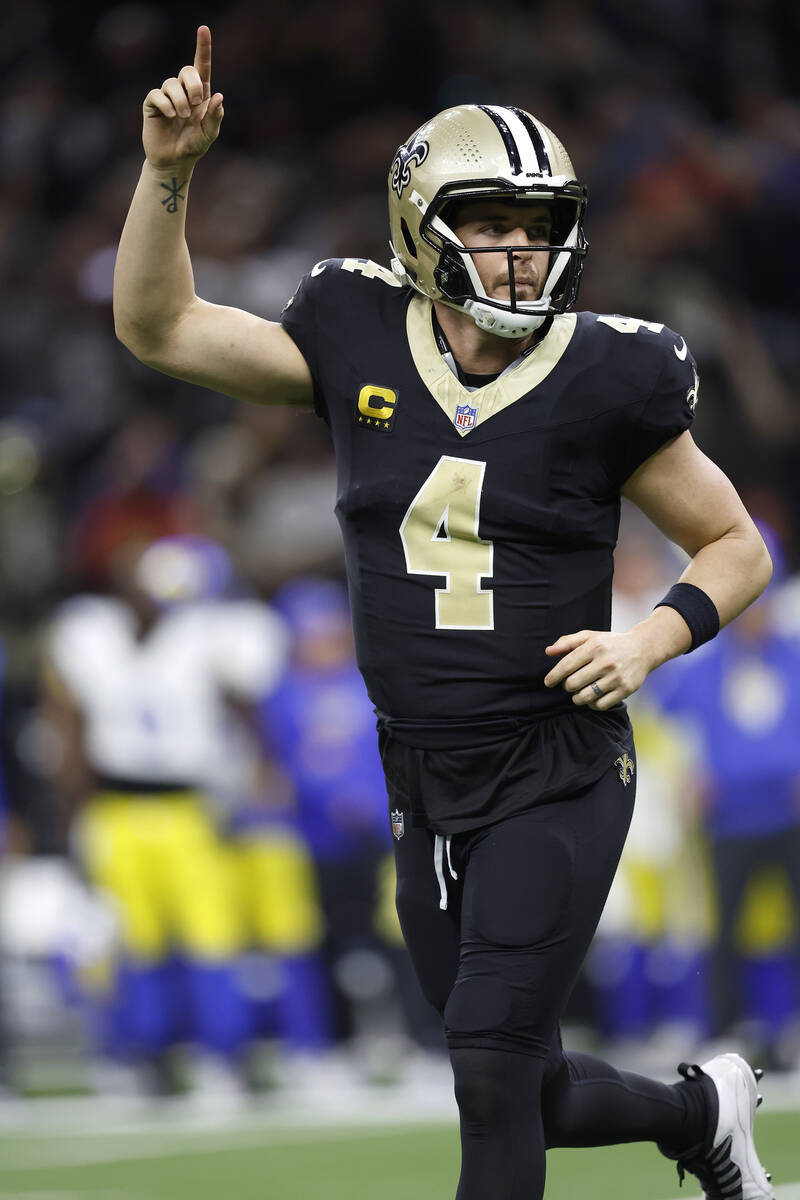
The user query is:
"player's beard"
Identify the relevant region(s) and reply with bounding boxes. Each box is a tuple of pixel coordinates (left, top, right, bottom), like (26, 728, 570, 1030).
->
(491, 277, 541, 303)
(489, 260, 543, 303)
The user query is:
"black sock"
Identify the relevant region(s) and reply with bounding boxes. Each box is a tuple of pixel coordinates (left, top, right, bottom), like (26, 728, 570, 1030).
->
(542, 1051, 711, 1153)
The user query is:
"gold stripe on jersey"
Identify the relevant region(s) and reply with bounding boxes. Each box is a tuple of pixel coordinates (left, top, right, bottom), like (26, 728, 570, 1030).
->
(406, 296, 577, 436)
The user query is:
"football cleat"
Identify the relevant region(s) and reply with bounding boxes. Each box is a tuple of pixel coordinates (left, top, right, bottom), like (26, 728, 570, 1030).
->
(668, 1054, 775, 1199)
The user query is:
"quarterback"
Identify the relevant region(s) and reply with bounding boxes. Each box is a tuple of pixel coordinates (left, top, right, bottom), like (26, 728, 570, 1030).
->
(114, 26, 774, 1200)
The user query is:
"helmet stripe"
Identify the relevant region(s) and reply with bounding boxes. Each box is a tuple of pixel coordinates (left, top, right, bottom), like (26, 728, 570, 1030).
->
(477, 105, 522, 174)
(508, 107, 551, 174)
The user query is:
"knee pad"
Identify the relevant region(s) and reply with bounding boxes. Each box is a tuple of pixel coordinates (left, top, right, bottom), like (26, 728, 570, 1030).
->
(444, 976, 512, 1037)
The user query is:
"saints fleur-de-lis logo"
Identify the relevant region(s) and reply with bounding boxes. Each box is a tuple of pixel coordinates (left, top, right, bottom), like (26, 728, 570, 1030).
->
(615, 753, 635, 787)
(390, 134, 429, 197)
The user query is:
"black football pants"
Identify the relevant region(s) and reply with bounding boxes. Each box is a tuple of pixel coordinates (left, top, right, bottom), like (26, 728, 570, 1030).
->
(391, 765, 710, 1200)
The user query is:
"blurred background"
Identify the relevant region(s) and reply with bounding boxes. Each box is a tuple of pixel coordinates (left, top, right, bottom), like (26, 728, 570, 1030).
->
(0, 0, 799, 1129)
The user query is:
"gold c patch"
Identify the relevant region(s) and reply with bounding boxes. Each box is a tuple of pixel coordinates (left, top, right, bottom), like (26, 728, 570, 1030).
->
(355, 384, 398, 431)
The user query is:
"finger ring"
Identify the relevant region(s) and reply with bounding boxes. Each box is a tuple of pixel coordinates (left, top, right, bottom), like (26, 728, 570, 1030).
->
(591, 682, 604, 698)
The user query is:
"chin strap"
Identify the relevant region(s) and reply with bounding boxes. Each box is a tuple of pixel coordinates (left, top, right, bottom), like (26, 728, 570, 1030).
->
(391, 255, 550, 339)
(390, 257, 408, 282)
(463, 299, 548, 338)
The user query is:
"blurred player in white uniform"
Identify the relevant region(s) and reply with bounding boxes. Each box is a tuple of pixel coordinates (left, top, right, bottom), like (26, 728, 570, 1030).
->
(42, 534, 288, 1093)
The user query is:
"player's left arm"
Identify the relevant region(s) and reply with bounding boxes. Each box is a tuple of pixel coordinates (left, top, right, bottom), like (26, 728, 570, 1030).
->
(544, 430, 772, 709)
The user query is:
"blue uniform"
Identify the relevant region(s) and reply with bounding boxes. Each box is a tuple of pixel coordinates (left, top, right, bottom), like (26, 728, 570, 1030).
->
(656, 631, 800, 838)
(656, 627, 800, 1038)
(261, 661, 388, 861)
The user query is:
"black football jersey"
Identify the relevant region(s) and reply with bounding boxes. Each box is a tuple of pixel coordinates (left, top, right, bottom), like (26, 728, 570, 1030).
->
(281, 258, 696, 747)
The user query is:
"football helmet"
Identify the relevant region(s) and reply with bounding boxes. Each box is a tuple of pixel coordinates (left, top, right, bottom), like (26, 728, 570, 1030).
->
(388, 104, 588, 337)
(135, 535, 233, 607)
(272, 576, 352, 642)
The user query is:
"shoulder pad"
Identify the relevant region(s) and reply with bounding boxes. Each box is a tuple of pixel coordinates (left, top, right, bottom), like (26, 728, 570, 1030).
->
(593, 313, 692, 359)
(47, 595, 129, 676)
(307, 257, 403, 287)
(595, 314, 666, 337)
(282, 257, 401, 316)
(51, 594, 122, 632)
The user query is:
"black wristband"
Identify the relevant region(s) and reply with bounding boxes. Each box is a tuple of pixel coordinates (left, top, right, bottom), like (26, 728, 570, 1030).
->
(654, 582, 720, 652)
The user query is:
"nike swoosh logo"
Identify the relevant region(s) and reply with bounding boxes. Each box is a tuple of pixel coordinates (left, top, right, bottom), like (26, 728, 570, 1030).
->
(673, 337, 688, 360)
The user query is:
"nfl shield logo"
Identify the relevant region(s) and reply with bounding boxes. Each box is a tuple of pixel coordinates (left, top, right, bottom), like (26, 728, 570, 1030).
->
(454, 403, 477, 431)
(391, 810, 405, 840)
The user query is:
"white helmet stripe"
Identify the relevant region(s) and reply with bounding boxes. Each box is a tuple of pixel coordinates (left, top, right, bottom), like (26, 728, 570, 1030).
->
(484, 105, 544, 176)
(541, 222, 578, 299)
(532, 117, 557, 170)
(511, 109, 553, 175)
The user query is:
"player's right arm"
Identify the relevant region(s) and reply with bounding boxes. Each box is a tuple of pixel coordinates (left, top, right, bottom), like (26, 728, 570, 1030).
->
(113, 25, 313, 408)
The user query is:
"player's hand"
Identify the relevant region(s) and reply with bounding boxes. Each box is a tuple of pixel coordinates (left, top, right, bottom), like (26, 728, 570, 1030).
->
(142, 25, 224, 169)
(543, 629, 653, 710)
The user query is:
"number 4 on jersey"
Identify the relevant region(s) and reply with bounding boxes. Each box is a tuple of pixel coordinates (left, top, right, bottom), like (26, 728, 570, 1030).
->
(597, 315, 664, 335)
(400, 456, 494, 630)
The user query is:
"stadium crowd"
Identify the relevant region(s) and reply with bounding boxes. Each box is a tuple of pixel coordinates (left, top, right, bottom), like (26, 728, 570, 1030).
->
(0, 0, 798, 1096)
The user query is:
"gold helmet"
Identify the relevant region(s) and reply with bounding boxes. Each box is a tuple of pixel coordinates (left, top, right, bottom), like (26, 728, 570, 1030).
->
(388, 104, 588, 337)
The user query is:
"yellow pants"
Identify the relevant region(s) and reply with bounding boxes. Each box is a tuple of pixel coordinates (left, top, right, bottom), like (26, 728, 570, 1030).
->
(80, 793, 240, 962)
(227, 828, 324, 954)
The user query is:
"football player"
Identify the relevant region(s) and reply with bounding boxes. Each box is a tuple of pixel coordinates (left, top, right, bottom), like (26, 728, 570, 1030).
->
(43, 533, 289, 1093)
(113, 25, 775, 1198)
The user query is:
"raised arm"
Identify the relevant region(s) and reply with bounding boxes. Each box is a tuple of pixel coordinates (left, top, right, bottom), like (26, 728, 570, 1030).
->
(113, 25, 313, 407)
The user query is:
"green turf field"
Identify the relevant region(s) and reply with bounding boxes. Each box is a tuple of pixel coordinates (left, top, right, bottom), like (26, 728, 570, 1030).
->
(0, 1103, 796, 1199)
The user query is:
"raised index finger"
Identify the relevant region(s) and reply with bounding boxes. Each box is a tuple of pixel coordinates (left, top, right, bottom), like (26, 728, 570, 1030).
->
(194, 25, 212, 100)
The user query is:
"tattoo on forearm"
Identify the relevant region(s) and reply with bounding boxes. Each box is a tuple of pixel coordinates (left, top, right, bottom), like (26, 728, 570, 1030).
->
(160, 177, 186, 213)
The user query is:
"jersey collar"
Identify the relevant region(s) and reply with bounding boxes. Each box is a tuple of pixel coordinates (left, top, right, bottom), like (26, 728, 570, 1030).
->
(407, 296, 576, 437)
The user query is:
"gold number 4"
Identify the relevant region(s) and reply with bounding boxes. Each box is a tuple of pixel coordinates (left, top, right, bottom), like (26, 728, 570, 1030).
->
(400, 456, 494, 629)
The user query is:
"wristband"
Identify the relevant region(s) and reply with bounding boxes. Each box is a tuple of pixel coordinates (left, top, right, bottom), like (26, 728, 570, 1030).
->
(654, 583, 720, 652)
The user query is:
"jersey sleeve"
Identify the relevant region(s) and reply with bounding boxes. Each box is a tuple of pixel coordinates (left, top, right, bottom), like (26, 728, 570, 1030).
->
(46, 597, 118, 701)
(612, 330, 699, 486)
(280, 265, 330, 423)
(209, 601, 290, 700)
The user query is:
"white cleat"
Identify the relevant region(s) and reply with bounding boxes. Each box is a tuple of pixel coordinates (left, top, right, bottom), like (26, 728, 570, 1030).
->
(675, 1054, 774, 1200)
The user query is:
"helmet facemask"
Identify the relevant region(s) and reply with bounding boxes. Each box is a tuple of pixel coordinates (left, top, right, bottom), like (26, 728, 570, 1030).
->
(421, 185, 587, 338)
